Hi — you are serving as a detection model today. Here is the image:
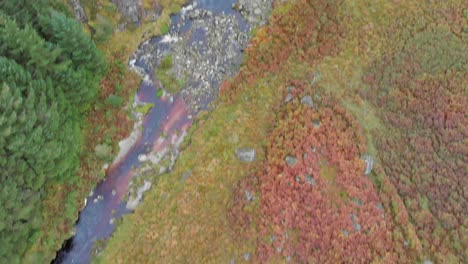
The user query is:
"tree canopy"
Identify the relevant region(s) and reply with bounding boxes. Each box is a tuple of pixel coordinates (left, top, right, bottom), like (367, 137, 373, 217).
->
(0, 1, 106, 262)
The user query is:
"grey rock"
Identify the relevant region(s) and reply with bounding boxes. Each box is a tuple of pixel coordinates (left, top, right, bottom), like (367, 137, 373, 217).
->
(237, 0, 273, 27)
(353, 222, 362, 232)
(270, 235, 276, 243)
(362, 154, 374, 175)
(342, 229, 349, 237)
(112, 0, 143, 24)
(285, 156, 297, 167)
(352, 198, 363, 206)
(236, 148, 256, 162)
(423, 260, 433, 264)
(244, 190, 254, 201)
(305, 174, 316, 185)
(350, 213, 361, 232)
(181, 170, 192, 182)
(310, 72, 321, 85)
(69, 0, 88, 23)
(312, 119, 321, 128)
(301, 95, 314, 107)
(188, 9, 212, 20)
(285, 93, 293, 103)
(243, 252, 250, 261)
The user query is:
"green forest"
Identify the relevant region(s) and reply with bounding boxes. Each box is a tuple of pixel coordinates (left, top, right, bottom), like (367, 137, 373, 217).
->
(0, 1, 106, 262)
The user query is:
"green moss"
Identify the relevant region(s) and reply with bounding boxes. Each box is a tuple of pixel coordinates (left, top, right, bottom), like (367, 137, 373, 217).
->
(160, 21, 170, 35)
(135, 103, 155, 115)
(155, 54, 184, 94)
(156, 88, 164, 98)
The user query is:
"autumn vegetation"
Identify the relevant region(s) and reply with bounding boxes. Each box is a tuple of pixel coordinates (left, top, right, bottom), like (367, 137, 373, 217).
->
(232, 82, 389, 262)
(1, 0, 465, 262)
(100, 0, 466, 263)
(98, 0, 467, 263)
(363, 23, 467, 262)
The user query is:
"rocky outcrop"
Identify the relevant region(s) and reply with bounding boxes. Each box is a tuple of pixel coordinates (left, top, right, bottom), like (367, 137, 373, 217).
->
(69, 0, 88, 23)
(112, 0, 144, 24)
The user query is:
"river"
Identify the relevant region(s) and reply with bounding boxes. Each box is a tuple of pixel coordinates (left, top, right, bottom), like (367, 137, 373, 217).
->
(52, 0, 261, 263)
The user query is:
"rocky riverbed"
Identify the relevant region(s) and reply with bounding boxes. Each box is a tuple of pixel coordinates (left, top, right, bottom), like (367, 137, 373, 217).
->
(130, 0, 273, 113)
(126, 0, 273, 201)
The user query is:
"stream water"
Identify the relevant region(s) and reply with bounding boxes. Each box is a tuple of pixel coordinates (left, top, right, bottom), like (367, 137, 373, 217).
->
(52, 0, 247, 263)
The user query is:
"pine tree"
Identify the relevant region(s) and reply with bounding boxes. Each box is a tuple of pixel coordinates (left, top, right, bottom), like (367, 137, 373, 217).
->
(0, 0, 107, 261)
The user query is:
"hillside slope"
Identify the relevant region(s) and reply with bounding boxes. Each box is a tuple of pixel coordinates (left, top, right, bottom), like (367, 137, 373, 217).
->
(99, 0, 467, 263)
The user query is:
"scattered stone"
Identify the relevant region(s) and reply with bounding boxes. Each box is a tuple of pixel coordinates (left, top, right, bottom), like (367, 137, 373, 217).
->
(295, 175, 301, 183)
(376, 203, 384, 210)
(138, 154, 148, 162)
(270, 235, 276, 243)
(285, 93, 293, 103)
(93, 198, 99, 203)
(305, 174, 316, 185)
(244, 190, 254, 201)
(300, 95, 314, 107)
(342, 229, 349, 237)
(254, 8, 262, 15)
(181, 170, 192, 182)
(243, 252, 250, 261)
(312, 119, 321, 128)
(109, 218, 115, 225)
(352, 198, 363, 206)
(353, 222, 362, 232)
(188, 9, 212, 20)
(285, 156, 297, 167)
(236, 148, 256, 162)
(403, 240, 409, 247)
(311, 146, 317, 152)
(111, 189, 117, 196)
(310, 72, 321, 85)
(350, 213, 361, 232)
(423, 260, 433, 264)
(362, 154, 374, 175)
